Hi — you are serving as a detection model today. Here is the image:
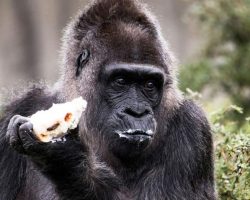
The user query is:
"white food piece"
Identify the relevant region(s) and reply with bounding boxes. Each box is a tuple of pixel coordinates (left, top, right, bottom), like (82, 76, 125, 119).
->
(29, 97, 87, 142)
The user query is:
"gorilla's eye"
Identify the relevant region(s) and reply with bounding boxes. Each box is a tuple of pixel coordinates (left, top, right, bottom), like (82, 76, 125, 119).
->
(144, 80, 156, 90)
(114, 77, 127, 86)
(76, 49, 90, 76)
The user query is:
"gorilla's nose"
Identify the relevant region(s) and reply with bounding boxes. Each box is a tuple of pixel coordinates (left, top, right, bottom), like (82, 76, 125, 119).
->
(124, 107, 150, 118)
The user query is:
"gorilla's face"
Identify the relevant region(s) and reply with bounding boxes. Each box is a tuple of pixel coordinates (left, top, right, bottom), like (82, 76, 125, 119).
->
(94, 63, 165, 158)
(69, 11, 170, 159)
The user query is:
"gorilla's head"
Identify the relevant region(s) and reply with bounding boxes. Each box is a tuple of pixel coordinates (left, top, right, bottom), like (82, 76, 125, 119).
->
(59, 0, 181, 159)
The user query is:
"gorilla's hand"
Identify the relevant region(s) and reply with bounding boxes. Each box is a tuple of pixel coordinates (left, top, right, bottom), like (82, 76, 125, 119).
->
(6, 115, 96, 198)
(7, 115, 39, 155)
(6, 115, 85, 163)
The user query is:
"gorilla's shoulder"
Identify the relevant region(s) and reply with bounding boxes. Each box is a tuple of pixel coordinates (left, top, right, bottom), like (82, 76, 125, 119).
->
(180, 98, 208, 119)
(176, 99, 210, 131)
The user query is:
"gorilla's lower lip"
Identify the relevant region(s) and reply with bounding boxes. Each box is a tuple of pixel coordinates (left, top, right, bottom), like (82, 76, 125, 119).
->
(115, 129, 154, 139)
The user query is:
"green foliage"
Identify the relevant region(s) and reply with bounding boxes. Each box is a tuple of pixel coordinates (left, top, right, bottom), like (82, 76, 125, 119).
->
(179, 60, 212, 92)
(180, 0, 250, 115)
(211, 106, 250, 200)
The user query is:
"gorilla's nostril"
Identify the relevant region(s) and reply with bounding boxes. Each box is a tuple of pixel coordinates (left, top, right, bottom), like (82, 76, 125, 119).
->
(124, 108, 149, 118)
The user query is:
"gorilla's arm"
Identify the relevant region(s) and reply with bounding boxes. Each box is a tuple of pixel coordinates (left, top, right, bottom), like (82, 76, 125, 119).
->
(0, 87, 57, 200)
(163, 99, 215, 199)
(2, 88, 119, 200)
(184, 100, 215, 199)
(9, 124, 118, 200)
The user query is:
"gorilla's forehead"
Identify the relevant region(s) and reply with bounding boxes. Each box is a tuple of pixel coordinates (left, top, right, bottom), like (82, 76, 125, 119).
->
(97, 21, 154, 39)
(94, 21, 164, 67)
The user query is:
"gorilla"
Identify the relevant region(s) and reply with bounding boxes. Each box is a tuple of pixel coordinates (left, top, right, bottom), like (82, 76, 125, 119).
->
(0, 0, 216, 199)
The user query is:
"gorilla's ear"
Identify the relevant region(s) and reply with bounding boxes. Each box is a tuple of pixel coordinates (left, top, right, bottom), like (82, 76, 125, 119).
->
(76, 49, 90, 76)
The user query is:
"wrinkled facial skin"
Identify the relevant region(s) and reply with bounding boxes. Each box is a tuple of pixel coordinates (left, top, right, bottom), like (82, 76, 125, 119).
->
(90, 63, 165, 158)
(72, 20, 169, 159)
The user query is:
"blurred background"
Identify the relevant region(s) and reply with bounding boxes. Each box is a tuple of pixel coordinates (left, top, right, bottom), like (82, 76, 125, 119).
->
(0, 0, 249, 199)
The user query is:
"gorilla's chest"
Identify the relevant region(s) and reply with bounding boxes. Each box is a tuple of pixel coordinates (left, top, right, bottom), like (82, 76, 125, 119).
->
(115, 180, 166, 200)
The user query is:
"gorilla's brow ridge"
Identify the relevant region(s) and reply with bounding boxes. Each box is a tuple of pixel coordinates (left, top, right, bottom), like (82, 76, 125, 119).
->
(104, 63, 166, 80)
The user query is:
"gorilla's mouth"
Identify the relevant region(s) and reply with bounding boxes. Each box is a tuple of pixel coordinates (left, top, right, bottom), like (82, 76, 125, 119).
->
(115, 129, 154, 140)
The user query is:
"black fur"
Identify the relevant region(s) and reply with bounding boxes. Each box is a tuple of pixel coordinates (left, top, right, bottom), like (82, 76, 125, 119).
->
(0, 0, 216, 199)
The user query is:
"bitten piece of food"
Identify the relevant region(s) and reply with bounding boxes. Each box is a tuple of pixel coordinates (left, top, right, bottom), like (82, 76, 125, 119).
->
(29, 97, 87, 142)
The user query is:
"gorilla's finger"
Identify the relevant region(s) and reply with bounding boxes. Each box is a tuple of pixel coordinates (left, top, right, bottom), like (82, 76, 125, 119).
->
(19, 122, 35, 140)
(7, 115, 30, 153)
(7, 115, 20, 130)
(19, 123, 38, 149)
(7, 115, 29, 136)
(19, 122, 51, 156)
